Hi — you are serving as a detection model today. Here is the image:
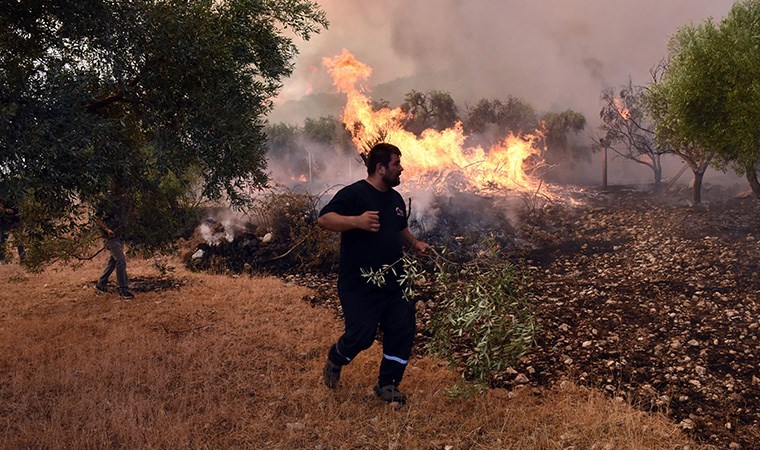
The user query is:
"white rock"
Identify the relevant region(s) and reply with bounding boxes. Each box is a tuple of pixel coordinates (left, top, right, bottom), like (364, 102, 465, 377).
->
(678, 419, 695, 430)
(514, 373, 529, 384)
(191, 249, 205, 259)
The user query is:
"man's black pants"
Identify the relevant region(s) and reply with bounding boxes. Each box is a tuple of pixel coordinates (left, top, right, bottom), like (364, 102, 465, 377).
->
(328, 284, 416, 387)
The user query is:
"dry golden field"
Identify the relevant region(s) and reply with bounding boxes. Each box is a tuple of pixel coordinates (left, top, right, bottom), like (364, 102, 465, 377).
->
(0, 256, 705, 449)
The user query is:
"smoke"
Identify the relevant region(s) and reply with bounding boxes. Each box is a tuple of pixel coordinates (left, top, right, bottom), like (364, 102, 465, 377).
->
(266, 0, 743, 218)
(196, 208, 253, 243)
(266, 140, 364, 194)
(273, 0, 734, 123)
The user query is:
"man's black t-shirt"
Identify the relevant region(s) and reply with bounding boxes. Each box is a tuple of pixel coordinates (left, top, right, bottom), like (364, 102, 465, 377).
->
(319, 180, 408, 292)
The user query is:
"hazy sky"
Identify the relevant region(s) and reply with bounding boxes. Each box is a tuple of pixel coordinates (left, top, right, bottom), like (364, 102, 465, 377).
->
(270, 0, 736, 126)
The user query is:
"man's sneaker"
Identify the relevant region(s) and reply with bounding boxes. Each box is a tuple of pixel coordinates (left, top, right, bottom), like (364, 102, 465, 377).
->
(95, 282, 107, 293)
(323, 359, 341, 388)
(119, 290, 135, 299)
(374, 384, 406, 406)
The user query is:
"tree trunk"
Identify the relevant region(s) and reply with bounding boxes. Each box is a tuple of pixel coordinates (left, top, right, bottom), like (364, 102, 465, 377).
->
(693, 171, 705, 205)
(746, 161, 760, 199)
(653, 154, 663, 188)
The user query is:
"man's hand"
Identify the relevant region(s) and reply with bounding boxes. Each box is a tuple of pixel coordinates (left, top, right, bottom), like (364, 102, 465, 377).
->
(317, 211, 380, 233)
(412, 240, 430, 254)
(400, 228, 428, 254)
(356, 210, 380, 232)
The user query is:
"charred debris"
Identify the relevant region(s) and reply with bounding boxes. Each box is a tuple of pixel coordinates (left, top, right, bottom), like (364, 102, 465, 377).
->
(180, 187, 574, 277)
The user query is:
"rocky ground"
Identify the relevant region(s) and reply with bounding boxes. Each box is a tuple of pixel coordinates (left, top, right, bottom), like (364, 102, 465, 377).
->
(510, 187, 759, 449)
(290, 185, 759, 449)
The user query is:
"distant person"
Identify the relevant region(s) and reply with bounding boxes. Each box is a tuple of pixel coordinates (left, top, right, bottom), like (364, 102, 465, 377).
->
(95, 197, 134, 299)
(317, 143, 429, 406)
(0, 202, 24, 263)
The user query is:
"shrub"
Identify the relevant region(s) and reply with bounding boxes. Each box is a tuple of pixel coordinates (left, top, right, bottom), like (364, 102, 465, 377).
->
(425, 242, 538, 384)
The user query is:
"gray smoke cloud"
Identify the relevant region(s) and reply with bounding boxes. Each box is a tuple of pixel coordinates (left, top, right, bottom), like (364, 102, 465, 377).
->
(272, 0, 734, 123)
(269, 0, 744, 190)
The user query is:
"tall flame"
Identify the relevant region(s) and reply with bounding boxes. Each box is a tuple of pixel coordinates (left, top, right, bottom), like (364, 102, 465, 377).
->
(323, 49, 542, 192)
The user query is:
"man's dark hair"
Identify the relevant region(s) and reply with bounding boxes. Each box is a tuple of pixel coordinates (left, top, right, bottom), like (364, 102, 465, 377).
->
(366, 143, 401, 175)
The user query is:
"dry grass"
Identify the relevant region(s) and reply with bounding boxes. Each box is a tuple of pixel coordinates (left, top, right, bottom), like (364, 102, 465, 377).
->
(0, 256, 706, 449)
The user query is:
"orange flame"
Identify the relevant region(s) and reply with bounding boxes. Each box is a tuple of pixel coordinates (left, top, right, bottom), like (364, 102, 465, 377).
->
(613, 98, 631, 120)
(323, 49, 543, 192)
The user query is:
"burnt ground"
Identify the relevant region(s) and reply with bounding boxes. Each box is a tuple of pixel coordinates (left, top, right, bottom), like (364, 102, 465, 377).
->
(292, 186, 759, 449)
(507, 187, 759, 449)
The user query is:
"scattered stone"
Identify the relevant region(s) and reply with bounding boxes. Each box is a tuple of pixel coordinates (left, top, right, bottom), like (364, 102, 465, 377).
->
(514, 373, 529, 384)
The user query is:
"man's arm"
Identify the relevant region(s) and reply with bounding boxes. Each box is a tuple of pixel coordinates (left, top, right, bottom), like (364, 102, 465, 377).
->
(317, 211, 381, 233)
(401, 228, 429, 254)
(95, 218, 115, 238)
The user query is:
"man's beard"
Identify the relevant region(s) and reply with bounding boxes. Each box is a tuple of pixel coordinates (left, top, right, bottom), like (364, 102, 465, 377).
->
(383, 173, 401, 187)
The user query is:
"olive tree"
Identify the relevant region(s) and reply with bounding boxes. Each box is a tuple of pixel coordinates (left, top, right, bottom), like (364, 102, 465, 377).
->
(648, 0, 760, 200)
(400, 90, 459, 135)
(539, 109, 587, 167)
(0, 0, 328, 268)
(463, 96, 537, 136)
(599, 80, 667, 187)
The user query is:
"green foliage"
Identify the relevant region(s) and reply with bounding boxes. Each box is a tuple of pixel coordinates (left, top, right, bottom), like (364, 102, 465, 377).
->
(266, 122, 301, 159)
(9, 191, 99, 271)
(400, 90, 459, 135)
(303, 116, 338, 145)
(649, 0, 760, 196)
(427, 254, 537, 384)
(463, 96, 538, 136)
(360, 252, 426, 303)
(539, 109, 588, 165)
(0, 0, 328, 269)
(265, 115, 357, 180)
(362, 240, 538, 385)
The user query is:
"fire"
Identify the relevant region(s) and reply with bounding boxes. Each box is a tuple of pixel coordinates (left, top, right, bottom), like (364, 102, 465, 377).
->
(613, 97, 631, 120)
(322, 49, 542, 192)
